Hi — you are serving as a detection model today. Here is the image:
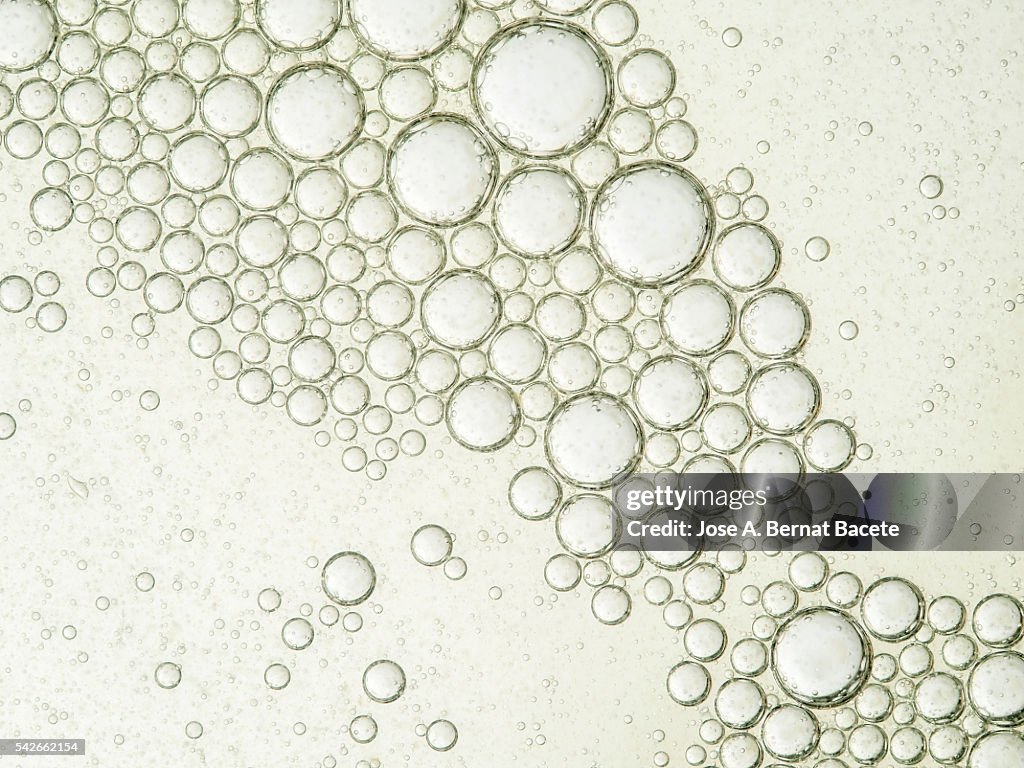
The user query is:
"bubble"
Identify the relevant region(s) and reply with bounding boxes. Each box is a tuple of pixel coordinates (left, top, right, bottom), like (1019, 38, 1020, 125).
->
(731, 638, 768, 677)
(366, 331, 415, 381)
(771, 607, 871, 708)
(968, 730, 1024, 768)
(972, 593, 1023, 648)
(135, 571, 156, 592)
(555, 493, 620, 558)
(489, 324, 547, 384)
(185, 276, 233, 326)
(388, 114, 497, 227)
(281, 617, 314, 650)
(683, 618, 726, 661)
(759, 704, 819, 761)
(0, 413, 16, 440)
(266, 64, 364, 161)
(472, 19, 612, 158)
(667, 661, 711, 706)
(321, 551, 376, 606)
(138, 73, 195, 132)
(410, 524, 453, 566)
(824, 572, 862, 610)
(802, 420, 855, 472)
(183, 0, 240, 41)
(363, 659, 406, 703)
(592, 163, 713, 287)
(943, 634, 978, 670)
(0, 275, 34, 313)
(592, 1, 637, 46)
(707, 351, 751, 396)
(365, 280, 414, 328)
(969, 651, 1024, 725)
(494, 166, 584, 259)
(928, 595, 966, 634)
(535, 293, 585, 342)
(200, 75, 261, 138)
(655, 120, 698, 163)
(661, 280, 735, 356)
(739, 289, 810, 358)
(804, 235, 831, 262)
(230, 149, 293, 212)
(0, 0, 57, 72)
(861, 577, 925, 642)
(722, 26, 743, 47)
(349, 714, 377, 744)
(746, 363, 820, 436)
(346, 190, 398, 243)
(446, 377, 520, 451)
(256, 0, 340, 51)
(422, 718, 459, 752)
(699, 403, 749, 454)
(341, 138, 386, 189)
(928, 724, 967, 763)
(713, 223, 781, 292)
(379, 66, 435, 121)
(264, 662, 291, 690)
(421, 270, 501, 350)
(343, 0, 461, 59)
(546, 393, 643, 489)
(919, 174, 943, 199)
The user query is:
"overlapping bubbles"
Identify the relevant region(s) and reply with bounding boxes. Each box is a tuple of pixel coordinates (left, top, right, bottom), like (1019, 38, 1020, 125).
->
(3, 0, 1007, 765)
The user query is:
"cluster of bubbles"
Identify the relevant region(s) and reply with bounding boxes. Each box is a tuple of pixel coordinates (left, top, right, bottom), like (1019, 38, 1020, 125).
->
(0, 0, 896, 762)
(0, 0, 860, 485)
(0, 269, 67, 330)
(661, 554, 1024, 768)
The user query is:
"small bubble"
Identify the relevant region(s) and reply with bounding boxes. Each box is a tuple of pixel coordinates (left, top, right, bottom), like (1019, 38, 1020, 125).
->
(722, 27, 743, 48)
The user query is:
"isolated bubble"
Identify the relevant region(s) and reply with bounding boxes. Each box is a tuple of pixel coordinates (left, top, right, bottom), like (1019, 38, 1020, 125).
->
(804, 236, 831, 262)
(322, 551, 376, 606)
(0, 413, 16, 440)
(919, 174, 943, 199)
(446, 377, 520, 451)
(349, 714, 377, 744)
(472, 19, 612, 157)
(772, 607, 871, 707)
(264, 662, 291, 690)
(0, 0, 57, 72)
(281, 617, 314, 650)
(154, 661, 182, 689)
(363, 659, 406, 703)
(593, 163, 713, 287)
(667, 661, 711, 706)
(267, 64, 363, 162)
(494, 166, 584, 258)
(546, 393, 642, 489)
(388, 114, 496, 227)
(424, 719, 458, 752)
(972, 593, 1023, 647)
(861, 577, 925, 641)
(410, 524, 453, 566)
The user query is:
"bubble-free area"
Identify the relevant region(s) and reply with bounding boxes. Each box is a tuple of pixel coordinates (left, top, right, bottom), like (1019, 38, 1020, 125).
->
(0, 0, 1021, 765)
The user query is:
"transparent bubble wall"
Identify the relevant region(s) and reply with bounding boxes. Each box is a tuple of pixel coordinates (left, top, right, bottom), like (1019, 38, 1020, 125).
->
(0, 0, 1021, 766)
